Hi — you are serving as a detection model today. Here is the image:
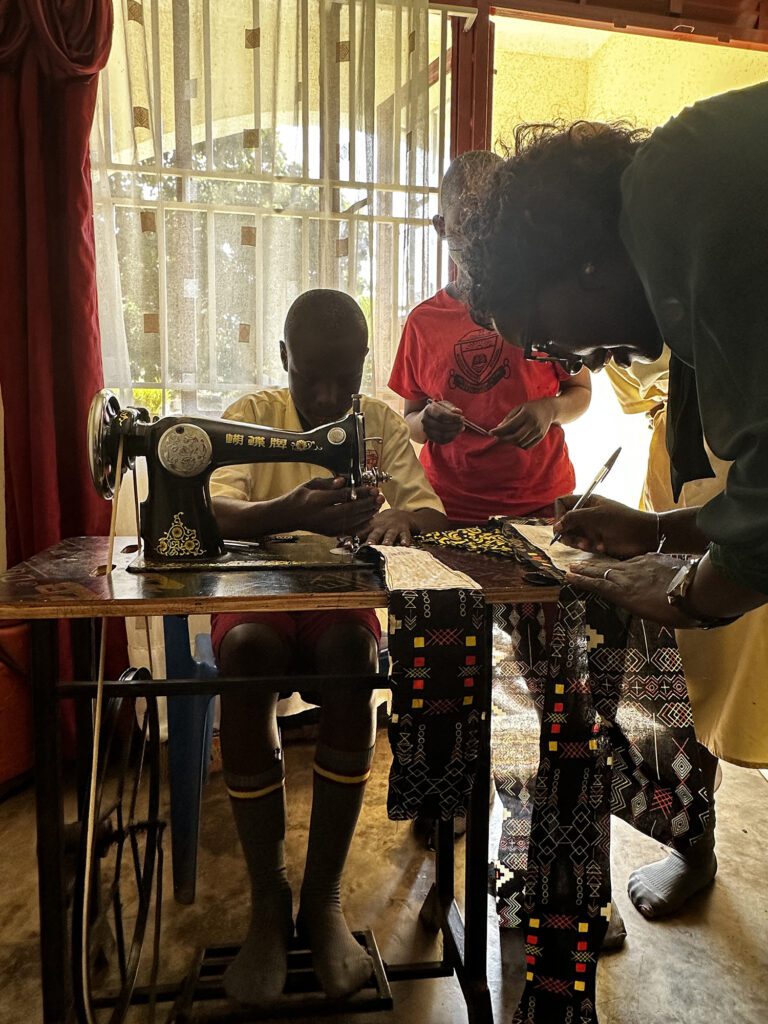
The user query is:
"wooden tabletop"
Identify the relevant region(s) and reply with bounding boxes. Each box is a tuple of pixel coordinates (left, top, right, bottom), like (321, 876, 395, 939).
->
(0, 537, 561, 619)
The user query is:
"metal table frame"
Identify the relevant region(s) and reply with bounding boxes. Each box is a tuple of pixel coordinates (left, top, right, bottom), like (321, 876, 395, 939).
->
(6, 538, 536, 1024)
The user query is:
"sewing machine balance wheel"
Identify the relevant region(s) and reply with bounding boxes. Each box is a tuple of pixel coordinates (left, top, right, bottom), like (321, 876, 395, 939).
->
(87, 389, 143, 500)
(71, 668, 163, 1023)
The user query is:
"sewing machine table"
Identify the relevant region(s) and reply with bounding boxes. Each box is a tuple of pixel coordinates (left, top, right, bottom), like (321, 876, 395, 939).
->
(0, 536, 560, 1024)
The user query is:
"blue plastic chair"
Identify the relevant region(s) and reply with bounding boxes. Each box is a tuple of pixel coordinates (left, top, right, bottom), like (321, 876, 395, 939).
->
(164, 616, 216, 905)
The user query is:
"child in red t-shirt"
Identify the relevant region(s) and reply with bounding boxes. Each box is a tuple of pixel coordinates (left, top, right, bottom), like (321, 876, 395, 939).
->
(389, 151, 591, 524)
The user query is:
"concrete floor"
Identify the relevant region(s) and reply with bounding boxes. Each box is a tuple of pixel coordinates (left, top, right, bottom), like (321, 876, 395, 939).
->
(0, 736, 766, 1024)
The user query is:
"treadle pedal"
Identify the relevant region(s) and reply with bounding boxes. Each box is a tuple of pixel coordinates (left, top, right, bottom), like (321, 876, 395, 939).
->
(165, 930, 393, 1021)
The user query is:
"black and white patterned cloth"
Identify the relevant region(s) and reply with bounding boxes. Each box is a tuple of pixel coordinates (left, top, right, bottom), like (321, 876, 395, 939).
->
(362, 545, 489, 822)
(495, 592, 709, 1024)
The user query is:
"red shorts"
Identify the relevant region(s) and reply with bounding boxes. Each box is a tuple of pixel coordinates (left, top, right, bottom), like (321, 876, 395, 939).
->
(210, 608, 381, 668)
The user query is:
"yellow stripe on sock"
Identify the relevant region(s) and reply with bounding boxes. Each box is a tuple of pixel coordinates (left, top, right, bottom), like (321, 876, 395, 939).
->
(313, 763, 371, 785)
(226, 779, 284, 800)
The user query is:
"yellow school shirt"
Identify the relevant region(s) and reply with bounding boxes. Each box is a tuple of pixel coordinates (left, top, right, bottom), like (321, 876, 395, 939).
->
(209, 389, 444, 516)
(605, 353, 768, 768)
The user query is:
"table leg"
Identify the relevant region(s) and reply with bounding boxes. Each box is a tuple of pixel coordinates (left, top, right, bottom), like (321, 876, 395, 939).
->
(419, 817, 456, 934)
(461, 604, 494, 1023)
(31, 619, 73, 1023)
(72, 619, 96, 821)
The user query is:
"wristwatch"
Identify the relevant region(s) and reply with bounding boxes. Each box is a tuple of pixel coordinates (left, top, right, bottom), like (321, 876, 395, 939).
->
(666, 558, 740, 629)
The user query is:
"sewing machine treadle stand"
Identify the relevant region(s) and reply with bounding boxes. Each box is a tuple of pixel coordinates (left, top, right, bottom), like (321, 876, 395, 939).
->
(2, 538, 517, 1024)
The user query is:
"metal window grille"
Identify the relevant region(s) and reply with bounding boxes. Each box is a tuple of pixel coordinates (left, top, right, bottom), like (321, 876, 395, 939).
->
(92, 1, 473, 419)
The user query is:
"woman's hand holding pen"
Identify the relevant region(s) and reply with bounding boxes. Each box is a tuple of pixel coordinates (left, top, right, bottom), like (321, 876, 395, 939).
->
(553, 494, 657, 558)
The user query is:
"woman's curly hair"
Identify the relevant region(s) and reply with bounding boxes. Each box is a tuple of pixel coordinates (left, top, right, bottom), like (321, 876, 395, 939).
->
(459, 121, 650, 329)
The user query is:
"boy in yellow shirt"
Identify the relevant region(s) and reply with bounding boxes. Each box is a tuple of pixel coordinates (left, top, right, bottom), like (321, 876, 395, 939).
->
(209, 289, 446, 1007)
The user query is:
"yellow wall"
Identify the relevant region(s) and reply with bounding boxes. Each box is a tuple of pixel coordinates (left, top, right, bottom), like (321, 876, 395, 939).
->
(494, 52, 589, 146)
(586, 32, 768, 127)
(493, 17, 768, 140)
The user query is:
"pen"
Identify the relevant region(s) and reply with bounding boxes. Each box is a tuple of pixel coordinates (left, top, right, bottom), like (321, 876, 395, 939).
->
(550, 446, 622, 546)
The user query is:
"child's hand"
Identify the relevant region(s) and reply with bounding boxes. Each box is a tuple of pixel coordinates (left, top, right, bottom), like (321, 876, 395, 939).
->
(358, 509, 416, 547)
(283, 477, 383, 536)
(421, 400, 464, 445)
(491, 398, 555, 449)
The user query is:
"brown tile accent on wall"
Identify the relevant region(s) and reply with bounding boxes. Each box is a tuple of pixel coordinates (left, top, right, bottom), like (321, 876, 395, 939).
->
(127, 0, 144, 25)
(238, 323, 251, 344)
(240, 225, 257, 247)
(140, 211, 157, 234)
(133, 106, 151, 130)
(245, 27, 261, 48)
(243, 128, 261, 149)
(144, 313, 160, 334)
(336, 40, 350, 62)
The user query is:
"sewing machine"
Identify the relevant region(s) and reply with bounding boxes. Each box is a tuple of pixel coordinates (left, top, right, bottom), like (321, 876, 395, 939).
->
(87, 389, 390, 572)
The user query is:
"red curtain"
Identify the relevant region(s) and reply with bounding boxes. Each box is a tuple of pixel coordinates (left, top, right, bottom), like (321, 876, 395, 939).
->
(0, 2, 125, 753)
(0, 0, 113, 568)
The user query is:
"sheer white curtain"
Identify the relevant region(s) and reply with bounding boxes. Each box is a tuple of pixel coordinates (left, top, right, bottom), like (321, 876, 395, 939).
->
(92, 0, 449, 417)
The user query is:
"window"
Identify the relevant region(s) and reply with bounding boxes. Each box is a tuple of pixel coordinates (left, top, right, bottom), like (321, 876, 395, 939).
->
(92, 0, 457, 417)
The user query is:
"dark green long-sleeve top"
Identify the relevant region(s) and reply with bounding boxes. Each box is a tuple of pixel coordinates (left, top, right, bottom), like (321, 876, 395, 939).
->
(620, 81, 768, 596)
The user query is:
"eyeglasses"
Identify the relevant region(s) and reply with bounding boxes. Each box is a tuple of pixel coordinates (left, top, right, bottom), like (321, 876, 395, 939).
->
(523, 338, 584, 376)
(487, 313, 585, 375)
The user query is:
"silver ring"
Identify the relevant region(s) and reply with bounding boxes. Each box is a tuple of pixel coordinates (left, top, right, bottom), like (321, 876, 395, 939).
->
(603, 568, 617, 581)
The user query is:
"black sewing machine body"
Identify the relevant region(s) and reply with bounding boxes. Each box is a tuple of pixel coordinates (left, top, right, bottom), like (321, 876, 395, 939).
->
(88, 390, 387, 571)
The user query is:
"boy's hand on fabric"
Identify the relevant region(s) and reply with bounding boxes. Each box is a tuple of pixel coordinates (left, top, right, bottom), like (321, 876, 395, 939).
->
(421, 400, 465, 444)
(566, 554, 698, 628)
(284, 477, 383, 536)
(491, 398, 554, 448)
(553, 494, 657, 558)
(357, 509, 415, 547)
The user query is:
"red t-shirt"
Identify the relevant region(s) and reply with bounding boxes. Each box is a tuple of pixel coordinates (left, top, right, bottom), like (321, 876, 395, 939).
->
(388, 288, 575, 522)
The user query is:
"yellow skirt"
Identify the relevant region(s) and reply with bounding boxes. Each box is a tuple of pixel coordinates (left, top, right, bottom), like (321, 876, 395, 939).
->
(643, 407, 768, 768)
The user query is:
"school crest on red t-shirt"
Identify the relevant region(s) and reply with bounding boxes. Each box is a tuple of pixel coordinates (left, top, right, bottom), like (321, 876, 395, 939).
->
(449, 329, 510, 394)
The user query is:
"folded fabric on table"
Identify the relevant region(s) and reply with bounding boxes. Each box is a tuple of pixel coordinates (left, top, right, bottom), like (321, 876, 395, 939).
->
(419, 520, 564, 579)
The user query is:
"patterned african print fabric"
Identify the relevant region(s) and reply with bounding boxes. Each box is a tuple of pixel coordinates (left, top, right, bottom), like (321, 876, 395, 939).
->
(494, 594, 709, 1024)
(362, 546, 488, 821)
(419, 522, 710, 1023)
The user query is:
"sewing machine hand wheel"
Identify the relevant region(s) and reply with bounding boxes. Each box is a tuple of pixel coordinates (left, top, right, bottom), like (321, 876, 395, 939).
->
(87, 389, 124, 499)
(88, 390, 148, 500)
